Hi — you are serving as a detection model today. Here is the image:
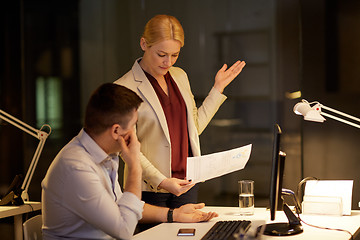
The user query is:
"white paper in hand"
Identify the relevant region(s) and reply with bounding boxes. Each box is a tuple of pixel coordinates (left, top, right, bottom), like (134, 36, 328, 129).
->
(186, 144, 252, 184)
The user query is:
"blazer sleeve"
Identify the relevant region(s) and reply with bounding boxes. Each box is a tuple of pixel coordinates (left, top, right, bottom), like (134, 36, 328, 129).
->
(124, 141, 167, 192)
(197, 87, 227, 134)
(137, 133, 167, 191)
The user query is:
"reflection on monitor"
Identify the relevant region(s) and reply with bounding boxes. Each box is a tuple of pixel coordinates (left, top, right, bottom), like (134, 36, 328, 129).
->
(261, 124, 303, 236)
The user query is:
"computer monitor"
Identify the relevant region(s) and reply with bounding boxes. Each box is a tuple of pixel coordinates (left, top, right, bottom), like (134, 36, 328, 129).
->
(269, 124, 284, 219)
(261, 124, 303, 236)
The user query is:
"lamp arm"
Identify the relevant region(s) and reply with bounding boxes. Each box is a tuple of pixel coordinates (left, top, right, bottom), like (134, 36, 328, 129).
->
(21, 131, 49, 201)
(321, 105, 360, 123)
(321, 112, 360, 129)
(0, 109, 51, 202)
(0, 109, 39, 138)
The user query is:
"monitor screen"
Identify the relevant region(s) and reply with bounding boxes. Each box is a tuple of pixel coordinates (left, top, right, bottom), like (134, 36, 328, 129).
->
(261, 124, 303, 236)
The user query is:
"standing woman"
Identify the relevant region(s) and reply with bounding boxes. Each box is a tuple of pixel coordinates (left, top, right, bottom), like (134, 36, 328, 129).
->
(115, 14, 245, 209)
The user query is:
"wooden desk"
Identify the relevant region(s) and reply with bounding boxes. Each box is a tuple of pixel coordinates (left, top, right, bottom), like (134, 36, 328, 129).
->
(0, 202, 41, 240)
(133, 206, 360, 240)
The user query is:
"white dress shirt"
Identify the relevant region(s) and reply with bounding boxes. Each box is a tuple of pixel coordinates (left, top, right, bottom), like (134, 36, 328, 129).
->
(41, 129, 144, 240)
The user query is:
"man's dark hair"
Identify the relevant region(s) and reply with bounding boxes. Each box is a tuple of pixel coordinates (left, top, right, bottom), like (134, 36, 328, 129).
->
(84, 83, 143, 135)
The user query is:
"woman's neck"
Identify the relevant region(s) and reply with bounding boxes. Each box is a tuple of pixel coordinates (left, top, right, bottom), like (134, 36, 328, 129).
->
(139, 59, 168, 95)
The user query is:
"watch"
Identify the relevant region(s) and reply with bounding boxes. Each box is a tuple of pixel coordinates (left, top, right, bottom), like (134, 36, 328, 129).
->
(167, 208, 174, 223)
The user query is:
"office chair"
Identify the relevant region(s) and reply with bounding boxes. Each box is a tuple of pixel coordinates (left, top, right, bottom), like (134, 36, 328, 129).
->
(23, 214, 42, 240)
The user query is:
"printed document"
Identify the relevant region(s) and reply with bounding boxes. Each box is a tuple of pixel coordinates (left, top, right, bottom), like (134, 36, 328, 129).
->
(186, 144, 252, 184)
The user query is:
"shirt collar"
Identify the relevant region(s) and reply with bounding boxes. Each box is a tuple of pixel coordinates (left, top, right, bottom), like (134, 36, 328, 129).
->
(78, 128, 118, 164)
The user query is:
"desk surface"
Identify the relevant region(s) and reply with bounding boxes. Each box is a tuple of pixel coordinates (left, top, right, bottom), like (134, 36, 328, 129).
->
(0, 201, 41, 218)
(0, 201, 41, 240)
(133, 206, 360, 240)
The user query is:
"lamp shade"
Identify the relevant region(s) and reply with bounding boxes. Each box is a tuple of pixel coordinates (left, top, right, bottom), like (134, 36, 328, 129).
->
(293, 101, 326, 122)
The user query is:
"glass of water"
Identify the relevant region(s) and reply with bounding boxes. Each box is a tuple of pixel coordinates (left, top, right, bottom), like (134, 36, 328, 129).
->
(238, 180, 254, 215)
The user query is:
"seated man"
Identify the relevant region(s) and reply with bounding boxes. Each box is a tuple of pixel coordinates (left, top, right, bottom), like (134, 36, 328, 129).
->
(41, 83, 218, 240)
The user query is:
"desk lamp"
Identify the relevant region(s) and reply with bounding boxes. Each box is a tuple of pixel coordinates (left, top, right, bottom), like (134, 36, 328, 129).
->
(293, 99, 360, 213)
(0, 109, 51, 205)
(293, 99, 360, 129)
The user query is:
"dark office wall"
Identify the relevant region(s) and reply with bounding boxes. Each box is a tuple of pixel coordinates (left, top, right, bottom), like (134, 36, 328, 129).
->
(0, 1, 24, 195)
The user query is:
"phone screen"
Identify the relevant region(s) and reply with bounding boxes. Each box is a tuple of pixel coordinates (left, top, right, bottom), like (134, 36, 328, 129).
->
(177, 228, 196, 236)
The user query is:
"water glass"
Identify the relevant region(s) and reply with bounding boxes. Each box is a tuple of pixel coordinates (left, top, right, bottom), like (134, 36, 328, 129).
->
(238, 180, 254, 215)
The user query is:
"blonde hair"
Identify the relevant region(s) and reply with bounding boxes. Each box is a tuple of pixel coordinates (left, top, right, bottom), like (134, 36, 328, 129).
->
(142, 15, 184, 47)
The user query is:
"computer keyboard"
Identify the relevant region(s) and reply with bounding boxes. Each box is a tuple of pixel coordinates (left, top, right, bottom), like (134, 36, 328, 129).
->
(201, 220, 251, 240)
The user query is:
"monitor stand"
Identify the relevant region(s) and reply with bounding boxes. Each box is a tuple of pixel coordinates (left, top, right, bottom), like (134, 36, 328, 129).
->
(262, 203, 303, 236)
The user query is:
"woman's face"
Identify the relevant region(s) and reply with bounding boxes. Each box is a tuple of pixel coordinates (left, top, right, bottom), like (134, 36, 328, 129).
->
(140, 38, 181, 79)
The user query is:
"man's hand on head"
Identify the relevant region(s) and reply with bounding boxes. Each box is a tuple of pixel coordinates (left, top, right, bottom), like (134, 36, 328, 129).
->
(118, 129, 140, 169)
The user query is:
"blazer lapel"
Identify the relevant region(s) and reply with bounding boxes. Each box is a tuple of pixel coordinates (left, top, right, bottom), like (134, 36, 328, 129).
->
(132, 62, 171, 143)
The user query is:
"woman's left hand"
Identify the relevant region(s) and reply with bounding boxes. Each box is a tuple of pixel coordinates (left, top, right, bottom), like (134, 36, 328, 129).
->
(213, 60, 246, 93)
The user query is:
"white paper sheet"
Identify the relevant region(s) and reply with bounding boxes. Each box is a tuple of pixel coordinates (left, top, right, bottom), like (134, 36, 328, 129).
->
(304, 180, 354, 215)
(186, 144, 252, 184)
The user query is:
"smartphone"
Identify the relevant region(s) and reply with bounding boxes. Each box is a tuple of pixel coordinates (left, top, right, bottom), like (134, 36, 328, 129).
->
(177, 228, 196, 236)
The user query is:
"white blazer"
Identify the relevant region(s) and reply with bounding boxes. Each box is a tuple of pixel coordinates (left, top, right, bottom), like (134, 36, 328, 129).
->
(114, 59, 227, 192)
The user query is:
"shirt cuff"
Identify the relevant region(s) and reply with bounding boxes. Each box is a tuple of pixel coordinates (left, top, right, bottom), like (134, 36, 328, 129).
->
(118, 192, 145, 220)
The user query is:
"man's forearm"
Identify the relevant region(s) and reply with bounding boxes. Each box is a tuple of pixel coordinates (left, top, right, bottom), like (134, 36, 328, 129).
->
(140, 203, 168, 223)
(124, 164, 142, 199)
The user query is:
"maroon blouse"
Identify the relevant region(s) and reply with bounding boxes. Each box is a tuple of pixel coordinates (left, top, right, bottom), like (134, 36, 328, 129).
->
(144, 71, 192, 179)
